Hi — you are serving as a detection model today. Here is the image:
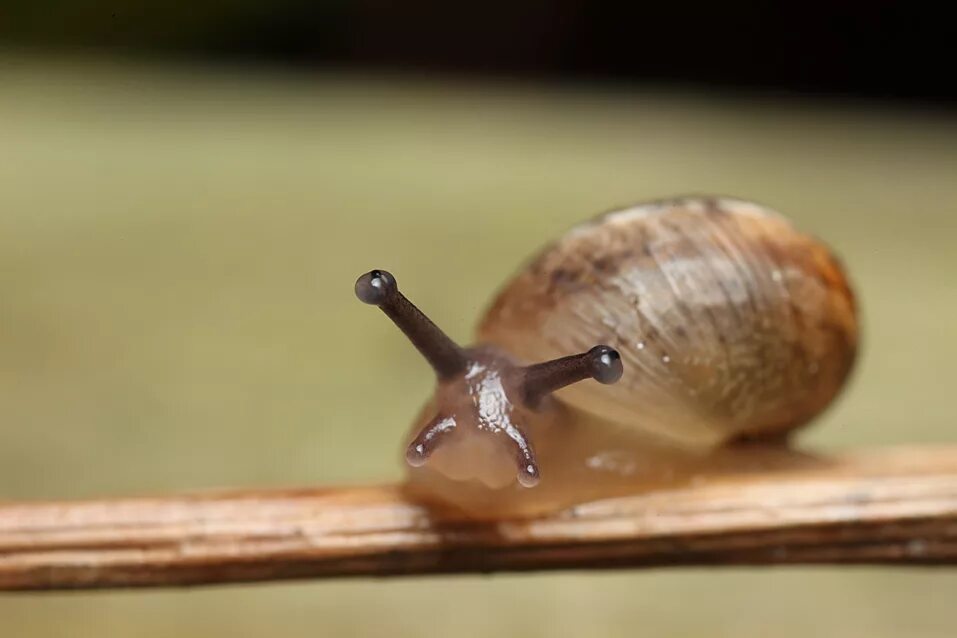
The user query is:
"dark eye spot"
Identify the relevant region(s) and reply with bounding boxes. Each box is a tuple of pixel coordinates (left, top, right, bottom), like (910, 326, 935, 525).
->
(355, 269, 396, 305)
(588, 345, 624, 384)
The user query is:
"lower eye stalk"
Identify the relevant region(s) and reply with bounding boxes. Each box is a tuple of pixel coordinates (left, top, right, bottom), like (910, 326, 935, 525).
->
(517, 459, 540, 488)
(405, 416, 457, 467)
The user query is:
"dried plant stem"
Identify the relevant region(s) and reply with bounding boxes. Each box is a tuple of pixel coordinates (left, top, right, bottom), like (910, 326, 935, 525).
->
(1, 445, 955, 591)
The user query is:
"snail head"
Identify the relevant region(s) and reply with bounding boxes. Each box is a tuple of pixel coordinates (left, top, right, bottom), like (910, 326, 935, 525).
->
(355, 269, 623, 488)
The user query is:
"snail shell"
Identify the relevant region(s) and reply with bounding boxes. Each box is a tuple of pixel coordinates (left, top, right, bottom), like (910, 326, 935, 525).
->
(479, 196, 858, 449)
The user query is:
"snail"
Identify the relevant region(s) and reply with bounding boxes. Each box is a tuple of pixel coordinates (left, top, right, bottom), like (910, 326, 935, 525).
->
(356, 196, 858, 517)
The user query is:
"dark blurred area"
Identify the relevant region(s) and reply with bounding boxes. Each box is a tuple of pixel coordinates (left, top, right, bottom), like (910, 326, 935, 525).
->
(2, 0, 955, 104)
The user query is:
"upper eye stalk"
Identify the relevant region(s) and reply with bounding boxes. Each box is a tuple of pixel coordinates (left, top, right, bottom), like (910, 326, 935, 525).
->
(355, 269, 624, 487)
(355, 269, 468, 379)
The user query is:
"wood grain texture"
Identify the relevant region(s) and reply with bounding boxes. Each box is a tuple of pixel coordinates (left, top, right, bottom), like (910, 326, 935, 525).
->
(1, 445, 956, 591)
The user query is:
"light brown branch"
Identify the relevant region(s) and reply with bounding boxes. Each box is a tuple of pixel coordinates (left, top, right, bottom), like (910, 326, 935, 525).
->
(1, 445, 956, 591)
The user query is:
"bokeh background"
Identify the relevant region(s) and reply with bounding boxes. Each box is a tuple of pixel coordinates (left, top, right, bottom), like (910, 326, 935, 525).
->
(1, 2, 956, 636)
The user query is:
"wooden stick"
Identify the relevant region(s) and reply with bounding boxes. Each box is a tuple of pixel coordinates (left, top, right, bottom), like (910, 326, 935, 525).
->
(1, 445, 956, 591)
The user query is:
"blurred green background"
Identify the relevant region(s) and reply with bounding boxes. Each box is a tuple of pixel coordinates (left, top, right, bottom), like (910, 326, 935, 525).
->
(1, 5, 956, 634)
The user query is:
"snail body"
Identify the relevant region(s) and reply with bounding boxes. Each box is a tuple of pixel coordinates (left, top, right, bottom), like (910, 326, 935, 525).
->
(356, 196, 858, 517)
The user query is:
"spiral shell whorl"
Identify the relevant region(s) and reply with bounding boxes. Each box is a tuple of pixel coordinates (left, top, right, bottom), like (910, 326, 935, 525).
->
(478, 196, 858, 449)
